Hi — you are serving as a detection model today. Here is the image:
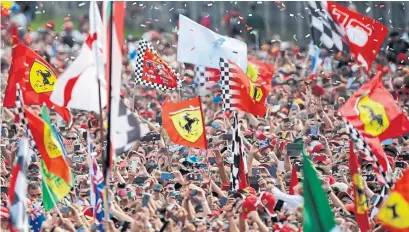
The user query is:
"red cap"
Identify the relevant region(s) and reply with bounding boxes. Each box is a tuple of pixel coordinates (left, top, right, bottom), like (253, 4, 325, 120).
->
(242, 186, 257, 195)
(325, 175, 336, 185)
(241, 196, 260, 220)
(310, 142, 324, 153)
(260, 192, 276, 215)
(255, 130, 266, 140)
(82, 206, 93, 220)
(396, 53, 408, 64)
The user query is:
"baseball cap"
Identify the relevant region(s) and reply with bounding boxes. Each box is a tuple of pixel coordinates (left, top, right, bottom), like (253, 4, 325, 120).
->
(260, 192, 277, 215)
(309, 142, 324, 154)
(241, 195, 260, 220)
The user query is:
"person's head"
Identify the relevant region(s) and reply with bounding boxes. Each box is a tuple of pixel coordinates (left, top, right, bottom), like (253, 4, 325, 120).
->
(28, 162, 41, 181)
(28, 182, 42, 200)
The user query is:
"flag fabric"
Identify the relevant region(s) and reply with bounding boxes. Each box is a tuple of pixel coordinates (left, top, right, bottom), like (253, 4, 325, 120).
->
(219, 58, 268, 117)
(349, 140, 371, 232)
(162, 97, 207, 149)
(128, 41, 138, 69)
(8, 138, 30, 232)
(41, 160, 72, 211)
(370, 185, 388, 219)
(230, 112, 249, 191)
(177, 14, 248, 72)
(24, 107, 72, 184)
(1, 1, 19, 16)
(326, 2, 389, 69)
(28, 200, 46, 232)
(3, 39, 72, 124)
(247, 56, 275, 86)
(50, 1, 105, 112)
(307, 41, 323, 74)
(134, 39, 180, 90)
(112, 99, 150, 155)
(303, 151, 340, 232)
(89, 154, 105, 231)
(308, 1, 388, 70)
(289, 163, 299, 195)
(377, 168, 409, 231)
(340, 71, 409, 175)
(193, 65, 221, 96)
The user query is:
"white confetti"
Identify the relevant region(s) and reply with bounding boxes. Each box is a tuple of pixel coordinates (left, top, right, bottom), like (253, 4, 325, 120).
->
(139, 4, 143, 6)
(249, 14, 253, 16)
(141, 24, 146, 27)
(132, 2, 137, 5)
(305, 34, 310, 38)
(78, 2, 85, 7)
(290, 14, 294, 17)
(157, 40, 160, 44)
(169, 7, 174, 11)
(35, 11, 42, 14)
(366, 7, 371, 13)
(293, 35, 297, 41)
(257, 1, 262, 4)
(208, 3, 212, 6)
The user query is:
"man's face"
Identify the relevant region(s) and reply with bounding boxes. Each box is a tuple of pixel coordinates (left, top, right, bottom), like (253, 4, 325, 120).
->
(28, 187, 42, 199)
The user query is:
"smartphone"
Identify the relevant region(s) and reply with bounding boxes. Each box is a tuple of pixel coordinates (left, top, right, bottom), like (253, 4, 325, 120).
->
(61, 207, 70, 214)
(160, 172, 175, 180)
(252, 168, 260, 175)
(168, 144, 180, 152)
(265, 165, 277, 178)
(286, 143, 302, 157)
(74, 144, 81, 151)
(152, 184, 162, 192)
(196, 163, 208, 170)
(133, 176, 149, 185)
(258, 140, 270, 150)
(295, 162, 302, 172)
(131, 160, 138, 172)
(395, 161, 405, 168)
(82, 131, 88, 141)
(208, 157, 216, 165)
(222, 134, 233, 141)
(187, 173, 202, 181)
(142, 193, 150, 207)
(363, 174, 375, 181)
(219, 196, 228, 208)
(310, 124, 319, 136)
(0, 186, 8, 194)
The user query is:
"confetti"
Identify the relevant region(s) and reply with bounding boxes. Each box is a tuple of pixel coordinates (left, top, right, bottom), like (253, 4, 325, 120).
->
(141, 24, 146, 27)
(305, 34, 310, 38)
(207, 3, 212, 6)
(191, 47, 195, 51)
(290, 14, 294, 17)
(366, 7, 371, 13)
(257, 1, 262, 4)
(380, 4, 384, 8)
(249, 14, 253, 16)
(132, 2, 137, 5)
(139, 3, 143, 6)
(78, 2, 85, 7)
(293, 35, 297, 41)
(280, 8, 286, 12)
(169, 8, 174, 11)
(35, 11, 42, 14)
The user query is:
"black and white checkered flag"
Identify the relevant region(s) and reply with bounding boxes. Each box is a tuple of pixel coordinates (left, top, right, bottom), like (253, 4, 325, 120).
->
(134, 39, 180, 90)
(308, 1, 346, 52)
(219, 58, 234, 112)
(111, 98, 150, 155)
(193, 65, 208, 96)
(230, 112, 248, 191)
(370, 185, 388, 219)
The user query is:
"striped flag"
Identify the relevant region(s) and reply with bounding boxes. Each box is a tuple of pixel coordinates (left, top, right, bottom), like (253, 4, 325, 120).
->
(8, 138, 30, 232)
(193, 65, 220, 96)
(230, 112, 248, 191)
(89, 155, 105, 231)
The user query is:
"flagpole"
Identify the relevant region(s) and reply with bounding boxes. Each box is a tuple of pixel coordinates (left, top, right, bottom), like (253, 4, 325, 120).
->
(91, 1, 110, 229)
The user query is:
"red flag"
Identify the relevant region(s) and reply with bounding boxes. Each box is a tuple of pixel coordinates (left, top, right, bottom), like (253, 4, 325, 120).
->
(162, 97, 207, 149)
(3, 40, 71, 124)
(289, 163, 299, 195)
(339, 71, 409, 171)
(220, 58, 269, 117)
(349, 140, 372, 232)
(327, 2, 388, 70)
(247, 56, 274, 87)
(135, 39, 179, 90)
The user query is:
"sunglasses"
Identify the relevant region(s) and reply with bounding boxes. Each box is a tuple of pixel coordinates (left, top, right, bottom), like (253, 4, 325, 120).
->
(66, 137, 77, 140)
(29, 168, 40, 173)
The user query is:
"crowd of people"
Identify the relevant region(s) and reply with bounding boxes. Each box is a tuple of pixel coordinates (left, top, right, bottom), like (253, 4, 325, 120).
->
(1, 2, 409, 232)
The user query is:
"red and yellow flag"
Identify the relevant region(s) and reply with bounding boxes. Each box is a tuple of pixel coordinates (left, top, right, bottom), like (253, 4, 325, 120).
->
(3, 39, 71, 124)
(162, 97, 207, 149)
(247, 56, 274, 88)
(339, 71, 409, 171)
(24, 107, 72, 184)
(377, 168, 409, 231)
(349, 140, 371, 232)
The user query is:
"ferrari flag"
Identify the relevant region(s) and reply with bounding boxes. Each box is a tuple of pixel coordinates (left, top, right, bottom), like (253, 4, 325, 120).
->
(4, 39, 71, 124)
(339, 71, 409, 171)
(134, 39, 180, 90)
(162, 97, 207, 149)
(377, 168, 409, 231)
(220, 58, 268, 117)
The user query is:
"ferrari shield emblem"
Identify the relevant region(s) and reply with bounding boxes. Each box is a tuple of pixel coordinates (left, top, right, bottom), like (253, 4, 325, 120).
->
(352, 173, 368, 214)
(29, 61, 57, 93)
(170, 106, 204, 143)
(249, 82, 263, 103)
(246, 63, 259, 83)
(357, 96, 389, 136)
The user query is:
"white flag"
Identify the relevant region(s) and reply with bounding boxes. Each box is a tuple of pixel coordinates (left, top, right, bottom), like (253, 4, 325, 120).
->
(177, 14, 247, 72)
(50, 1, 106, 112)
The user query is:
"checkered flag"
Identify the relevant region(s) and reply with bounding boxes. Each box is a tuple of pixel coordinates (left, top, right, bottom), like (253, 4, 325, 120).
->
(346, 122, 393, 189)
(219, 58, 234, 112)
(230, 112, 249, 191)
(193, 65, 220, 96)
(111, 98, 150, 155)
(307, 1, 346, 52)
(370, 185, 388, 219)
(134, 39, 180, 90)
